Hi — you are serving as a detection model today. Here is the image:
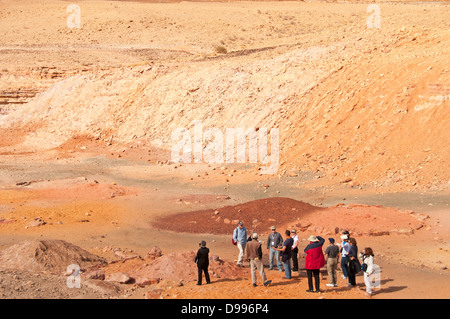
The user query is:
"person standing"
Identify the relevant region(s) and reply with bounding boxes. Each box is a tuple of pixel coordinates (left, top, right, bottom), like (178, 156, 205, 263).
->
(342, 230, 351, 239)
(246, 233, 272, 287)
(290, 229, 299, 272)
(273, 230, 294, 279)
(194, 240, 210, 285)
(232, 221, 247, 267)
(360, 247, 375, 298)
(266, 226, 283, 271)
(339, 234, 350, 279)
(347, 237, 359, 287)
(304, 235, 325, 293)
(325, 238, 340, 287)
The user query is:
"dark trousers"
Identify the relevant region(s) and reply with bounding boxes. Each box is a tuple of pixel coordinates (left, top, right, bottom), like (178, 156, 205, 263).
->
(306, 269, 320, 292)
(348, 262, 357, 286)
(197, 266, 210, 285)
(291, 247, 299, 271)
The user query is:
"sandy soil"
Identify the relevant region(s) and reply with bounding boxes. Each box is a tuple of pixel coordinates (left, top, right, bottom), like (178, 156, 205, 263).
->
(0, 0, 449, 299)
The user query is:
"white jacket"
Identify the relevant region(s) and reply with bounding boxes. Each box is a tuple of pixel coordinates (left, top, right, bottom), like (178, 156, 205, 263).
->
(360, 253, 374, 275)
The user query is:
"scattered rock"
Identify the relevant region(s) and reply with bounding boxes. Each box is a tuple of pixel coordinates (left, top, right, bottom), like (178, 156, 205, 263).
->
(25, 218, 46, 229)
(210, 255, 224, 265)
(105, 272, 132, 284)
(397, 227, 415, 235)
(368, 230, 390, 237)
(16, 181, 32, 186)
(83, 279, 120, 295)
(113, 249, 140, 261)
(147, 246, 163, 259)
(82, 269, 105, 281)
(145, 289, 163, 299)
(135, 277, 160, 287)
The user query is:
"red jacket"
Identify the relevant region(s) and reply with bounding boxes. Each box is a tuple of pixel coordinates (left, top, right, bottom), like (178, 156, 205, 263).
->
(304, 236, 325, 270)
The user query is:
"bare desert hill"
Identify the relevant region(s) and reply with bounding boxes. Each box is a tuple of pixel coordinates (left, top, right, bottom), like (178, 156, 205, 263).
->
(1, 1, 448, 192)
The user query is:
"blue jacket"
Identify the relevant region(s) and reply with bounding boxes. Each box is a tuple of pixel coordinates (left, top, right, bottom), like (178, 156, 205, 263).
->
(233, 226, 247, 245)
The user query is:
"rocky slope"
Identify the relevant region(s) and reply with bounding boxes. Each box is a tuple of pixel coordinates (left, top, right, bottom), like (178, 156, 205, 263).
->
(1, 1, 448, 192)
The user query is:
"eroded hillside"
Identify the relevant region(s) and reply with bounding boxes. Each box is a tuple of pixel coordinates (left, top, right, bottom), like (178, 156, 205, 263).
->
(0, 1, 448, 192)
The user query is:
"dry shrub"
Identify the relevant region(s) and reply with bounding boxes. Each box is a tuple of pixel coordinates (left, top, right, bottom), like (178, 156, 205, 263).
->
(214, 45, 228, 54)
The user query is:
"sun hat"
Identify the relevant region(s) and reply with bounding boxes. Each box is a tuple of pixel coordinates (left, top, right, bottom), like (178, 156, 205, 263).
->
(291, 229, 297, 233)
(341, 235, 348, 240)
(252, 233, 258, 239)
(308, 235, 319, 242)
(270, 226, 276, 230)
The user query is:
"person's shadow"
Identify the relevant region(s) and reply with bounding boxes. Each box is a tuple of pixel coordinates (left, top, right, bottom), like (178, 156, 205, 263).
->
(373, 278, 407, 295)
(269, 277, 301, 287)
(212, 277, 246, 284)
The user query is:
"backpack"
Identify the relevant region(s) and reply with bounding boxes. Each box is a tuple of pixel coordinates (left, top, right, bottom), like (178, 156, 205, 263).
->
(232, 228, 237, 245)
(361, 262, 368, 272)
(361, 255, 368, 272)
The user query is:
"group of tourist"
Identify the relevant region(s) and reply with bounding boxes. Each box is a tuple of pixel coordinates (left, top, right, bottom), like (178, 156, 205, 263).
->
(195, 221, 376, 298)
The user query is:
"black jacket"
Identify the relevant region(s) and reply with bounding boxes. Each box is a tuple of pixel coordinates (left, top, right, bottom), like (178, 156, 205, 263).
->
(195, 247, 210, 268)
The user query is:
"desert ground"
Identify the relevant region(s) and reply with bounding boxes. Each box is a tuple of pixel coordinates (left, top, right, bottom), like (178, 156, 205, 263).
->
(0, 0, 449, 300)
